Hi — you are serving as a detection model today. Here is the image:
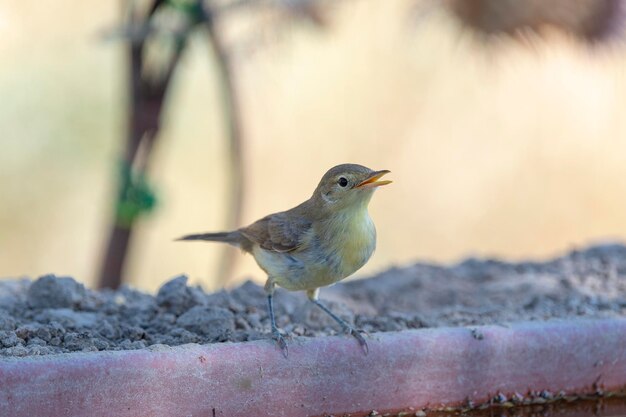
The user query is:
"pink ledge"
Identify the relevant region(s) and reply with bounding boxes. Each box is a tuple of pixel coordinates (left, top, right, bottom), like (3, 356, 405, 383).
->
(1, 318, 626, 417)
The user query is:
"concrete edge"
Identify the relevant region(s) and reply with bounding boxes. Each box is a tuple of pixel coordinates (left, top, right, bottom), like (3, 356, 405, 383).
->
(1, 317, 625, 417)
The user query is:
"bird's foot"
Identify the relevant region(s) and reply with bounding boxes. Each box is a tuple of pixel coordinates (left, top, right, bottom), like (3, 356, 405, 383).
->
(271, 328, 289, 358)
(344, 326, 369, 355)
(308, 296, 369, 355)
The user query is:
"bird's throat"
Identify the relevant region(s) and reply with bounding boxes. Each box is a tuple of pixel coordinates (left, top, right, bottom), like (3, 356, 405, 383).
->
(319, 206, 376, 277)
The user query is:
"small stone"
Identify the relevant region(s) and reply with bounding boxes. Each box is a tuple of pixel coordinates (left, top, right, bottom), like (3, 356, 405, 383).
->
(0, 331, 21, 348)
(35, 326, 52, 342)
(235, 317, 251, 330)
(15, 324, 38, 341)
(133, 340, 146, 349)
(246, 313, 262, 329)
(165, 328, 200, 344)
(511, 392, 524, 404)
(156, 275, 206, 315)
(93, 338, 110, 350)
(415, 411, 426, 417)
(27, 275, 85, 309)
(494, 392, 507, 403)
(63, 332, 96, 351)
(120, 324, 146, 341)
(176, 306, 235, 340)
(96, 320, 119, 340)
(470, 328, 484, 340)
(0, 311, 16, 331)
(27, 337, 47, 346)
(4, 345, 29, 356)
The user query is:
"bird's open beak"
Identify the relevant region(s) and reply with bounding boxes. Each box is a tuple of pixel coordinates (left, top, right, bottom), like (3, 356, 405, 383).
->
(355, 170, 392, 189)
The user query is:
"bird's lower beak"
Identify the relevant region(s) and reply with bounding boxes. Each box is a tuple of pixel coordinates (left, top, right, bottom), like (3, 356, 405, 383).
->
(355, 170, 392, 189)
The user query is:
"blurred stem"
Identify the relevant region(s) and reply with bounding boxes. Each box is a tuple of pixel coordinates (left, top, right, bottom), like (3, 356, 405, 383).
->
(201, 4, 245, 288)
(99, 0, 184, 289)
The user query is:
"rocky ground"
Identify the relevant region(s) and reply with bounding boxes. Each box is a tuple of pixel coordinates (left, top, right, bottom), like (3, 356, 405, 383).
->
(1, 244, 625, 356)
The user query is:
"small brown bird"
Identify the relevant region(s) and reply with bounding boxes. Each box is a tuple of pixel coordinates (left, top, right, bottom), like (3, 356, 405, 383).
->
(177, 163, 391, 356)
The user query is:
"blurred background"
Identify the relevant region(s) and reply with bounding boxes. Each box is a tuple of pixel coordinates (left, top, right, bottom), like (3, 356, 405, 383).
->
(3, 0, 626, 292)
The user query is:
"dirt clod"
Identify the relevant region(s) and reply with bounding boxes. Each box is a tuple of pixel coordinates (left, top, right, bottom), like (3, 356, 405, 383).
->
(176, 306, 235, 339)
(27, 274, 86, 309)
(156, 275, 206, 315)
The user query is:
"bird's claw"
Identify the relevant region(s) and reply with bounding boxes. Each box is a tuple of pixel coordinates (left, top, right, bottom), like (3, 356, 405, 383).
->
(346, 327, 369, 355)
(272, 329, 289, 358)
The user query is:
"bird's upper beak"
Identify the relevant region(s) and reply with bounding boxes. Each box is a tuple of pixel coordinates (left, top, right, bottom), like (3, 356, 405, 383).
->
(355, 170, 392, 189)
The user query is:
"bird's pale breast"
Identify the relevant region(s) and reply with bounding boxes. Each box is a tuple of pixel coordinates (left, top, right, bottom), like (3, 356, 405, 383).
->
(252, 208, 376, 291)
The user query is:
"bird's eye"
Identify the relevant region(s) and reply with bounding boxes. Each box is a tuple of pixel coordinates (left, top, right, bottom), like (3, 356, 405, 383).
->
(338, 177, 348, 187)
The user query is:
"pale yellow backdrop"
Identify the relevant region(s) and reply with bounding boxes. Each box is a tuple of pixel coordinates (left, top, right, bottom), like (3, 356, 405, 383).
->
(2, 1, 626, 292)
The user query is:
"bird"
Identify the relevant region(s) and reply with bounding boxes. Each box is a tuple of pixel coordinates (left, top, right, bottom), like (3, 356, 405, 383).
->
(177, 163, 391, 357)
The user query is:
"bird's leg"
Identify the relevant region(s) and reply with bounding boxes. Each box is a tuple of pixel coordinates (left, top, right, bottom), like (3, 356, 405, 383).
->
(265, 280, 288, 358)
(307, 288, 368, 354)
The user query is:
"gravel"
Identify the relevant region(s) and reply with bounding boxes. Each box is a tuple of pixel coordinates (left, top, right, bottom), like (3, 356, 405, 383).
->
(0, 243, 625, 357)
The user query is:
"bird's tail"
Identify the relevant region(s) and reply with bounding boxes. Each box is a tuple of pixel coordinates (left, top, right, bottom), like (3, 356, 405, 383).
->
(175, 231, 242, 247)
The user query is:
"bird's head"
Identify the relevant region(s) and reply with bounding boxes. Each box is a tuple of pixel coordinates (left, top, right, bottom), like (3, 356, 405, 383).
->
(312, 163, 391, 211)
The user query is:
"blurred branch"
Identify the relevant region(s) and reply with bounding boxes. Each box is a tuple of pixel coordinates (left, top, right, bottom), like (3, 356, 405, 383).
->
(445, 0, 626, 44)
(99, 0, 189, 289)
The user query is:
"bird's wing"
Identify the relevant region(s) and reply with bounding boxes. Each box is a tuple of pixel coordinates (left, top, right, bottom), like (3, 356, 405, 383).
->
(240, 212, 312, 253)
